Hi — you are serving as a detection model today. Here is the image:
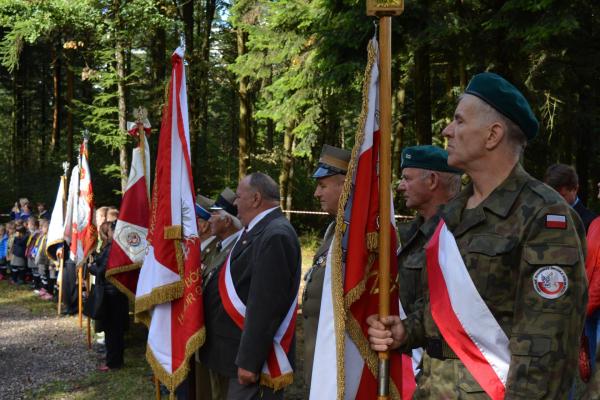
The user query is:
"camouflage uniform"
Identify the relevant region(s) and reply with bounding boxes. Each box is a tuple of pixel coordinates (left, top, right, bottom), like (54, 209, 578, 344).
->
(302, 221, 335, 389)
(402, 163, 588, 399)
(398, 215, 439, 318)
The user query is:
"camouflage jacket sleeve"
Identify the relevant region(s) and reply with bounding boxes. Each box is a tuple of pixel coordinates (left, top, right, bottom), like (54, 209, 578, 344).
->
(399, 296, 426, 352)
(506, 202, 588, 399)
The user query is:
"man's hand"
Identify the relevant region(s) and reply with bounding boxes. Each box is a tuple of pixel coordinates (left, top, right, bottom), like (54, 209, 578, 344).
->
(237, 367, 258, 385)
(366, 314, 406, 352)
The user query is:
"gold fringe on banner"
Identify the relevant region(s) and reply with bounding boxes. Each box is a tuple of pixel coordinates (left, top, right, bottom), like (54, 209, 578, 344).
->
(105, 262, 142, 302)
(330, 38, 379, 400)
(146, 327, 206, 397)
(260, 372, 294, 390)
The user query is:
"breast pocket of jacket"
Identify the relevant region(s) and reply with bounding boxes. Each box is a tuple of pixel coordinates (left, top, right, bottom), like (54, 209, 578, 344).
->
(466, 234, 517, 305)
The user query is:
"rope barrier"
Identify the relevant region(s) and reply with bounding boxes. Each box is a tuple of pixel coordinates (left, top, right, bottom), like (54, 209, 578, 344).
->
(281, 209, 414, 220)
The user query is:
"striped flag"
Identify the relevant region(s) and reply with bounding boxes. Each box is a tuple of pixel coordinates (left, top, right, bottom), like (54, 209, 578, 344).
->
(134, 47, 204, 393)
(310, 38, 415, 400)
(105, 132, 151, 300)
(70, 139, 97, 265)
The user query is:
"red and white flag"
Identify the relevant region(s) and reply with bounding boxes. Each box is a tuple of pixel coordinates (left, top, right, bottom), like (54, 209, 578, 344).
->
(70, 139, 97, 265)
(426, 220, 510, 400)
(63, 165, 80, 261)
(106, 132, 151, 300)
(135, 47, 204, 393)
(310, 38, 416, 400)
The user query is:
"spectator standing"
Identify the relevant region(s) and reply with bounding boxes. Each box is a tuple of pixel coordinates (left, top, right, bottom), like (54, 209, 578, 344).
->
(545, 163, 597, 231)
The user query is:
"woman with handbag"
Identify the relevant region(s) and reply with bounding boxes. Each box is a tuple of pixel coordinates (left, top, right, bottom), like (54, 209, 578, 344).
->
(88, 221, 129, 371)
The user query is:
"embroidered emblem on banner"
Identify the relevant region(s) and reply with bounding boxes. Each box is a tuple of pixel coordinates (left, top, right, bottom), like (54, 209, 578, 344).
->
(545, 214, 567, 229)
(533, 266, 568, 299)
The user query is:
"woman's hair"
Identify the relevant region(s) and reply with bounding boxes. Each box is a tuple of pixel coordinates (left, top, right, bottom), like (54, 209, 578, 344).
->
(98, 221, 116, 248)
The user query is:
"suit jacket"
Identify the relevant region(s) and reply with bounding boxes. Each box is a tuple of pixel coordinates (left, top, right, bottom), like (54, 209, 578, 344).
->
(201, 208, 301, 377)
(574, 200, 597, 232)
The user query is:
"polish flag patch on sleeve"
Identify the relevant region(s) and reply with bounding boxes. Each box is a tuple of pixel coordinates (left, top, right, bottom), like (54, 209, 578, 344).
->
(545, 214, 567, 229)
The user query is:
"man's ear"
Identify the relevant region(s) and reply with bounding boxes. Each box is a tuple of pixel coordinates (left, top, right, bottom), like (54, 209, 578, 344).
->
(485, 122, 505, 150)
(428, 172, 440, 191)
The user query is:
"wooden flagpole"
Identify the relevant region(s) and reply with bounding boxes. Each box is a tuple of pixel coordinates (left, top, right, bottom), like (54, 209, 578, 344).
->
(86, 272, 92, 349)
(57, 163, 69, 315)
(367, 1, 403, 398)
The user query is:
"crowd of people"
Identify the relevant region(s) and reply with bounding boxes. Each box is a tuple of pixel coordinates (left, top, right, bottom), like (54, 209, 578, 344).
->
(4, 71, 600, 400)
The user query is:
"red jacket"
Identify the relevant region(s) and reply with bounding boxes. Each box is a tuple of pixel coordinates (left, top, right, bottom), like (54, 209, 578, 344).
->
(586, 218, 600, 316)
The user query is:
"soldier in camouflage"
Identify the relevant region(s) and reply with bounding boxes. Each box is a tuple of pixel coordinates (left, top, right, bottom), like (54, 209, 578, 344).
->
(302, 144, 350, 392)
(395, 145, 462, 324)
(368, 72, 587, 399)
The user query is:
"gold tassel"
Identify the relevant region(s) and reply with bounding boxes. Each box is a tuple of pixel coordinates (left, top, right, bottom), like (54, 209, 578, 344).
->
(366, 232, 379, 252)
(164, 225, 182, 240)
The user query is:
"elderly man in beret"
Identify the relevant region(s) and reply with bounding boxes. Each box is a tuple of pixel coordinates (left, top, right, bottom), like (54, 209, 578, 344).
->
(369, 72, 587, 398)
(391, 145, 462, 349)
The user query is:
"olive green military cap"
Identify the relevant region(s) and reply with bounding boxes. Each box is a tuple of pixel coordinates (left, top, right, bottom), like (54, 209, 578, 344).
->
(210, 187, 237, 216)
(465, 72, 539, 140)
(401, 145, 463, 174)
(312, 145, 351, 178)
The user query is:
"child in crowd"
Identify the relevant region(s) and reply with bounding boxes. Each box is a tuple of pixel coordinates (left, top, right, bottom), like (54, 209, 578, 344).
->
(0, 225, 7, 280)
(35, 220, 53, 301)
(10, 224, 28, 284)
(25, 217, 41, 289)
(6, 221, 15, 278)
(20, 203, 32, 222)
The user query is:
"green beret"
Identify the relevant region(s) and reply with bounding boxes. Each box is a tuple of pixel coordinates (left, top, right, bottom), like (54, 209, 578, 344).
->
(401, 145, 462, 174)
(465, 72, 539, 140)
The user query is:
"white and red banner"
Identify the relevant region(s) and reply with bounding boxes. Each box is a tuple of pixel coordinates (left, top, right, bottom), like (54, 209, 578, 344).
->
(310, 38, 415, 400)
(63, 165, 80, 261)
(71, 139, 97, 265)
(46, 176, 66, 262)
(135, 47, 204, 393)
(425, 219, 510, 400)
(106, 132, 151, 300)
(219, 251, 297, 388)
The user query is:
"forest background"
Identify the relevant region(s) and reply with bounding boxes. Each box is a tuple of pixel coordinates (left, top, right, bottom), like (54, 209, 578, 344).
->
(0, 0, 598, 234)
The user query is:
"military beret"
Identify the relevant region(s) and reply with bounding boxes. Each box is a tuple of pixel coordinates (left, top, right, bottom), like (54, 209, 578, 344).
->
(210, 187, 237, 217)
(401, 145, 463, 174)
(465, 72, 539, 140)
(312, 145, 351, 178)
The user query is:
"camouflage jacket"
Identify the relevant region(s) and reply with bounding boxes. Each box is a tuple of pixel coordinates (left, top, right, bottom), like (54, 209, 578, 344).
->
(302, 221, 335, 387)
(403, 163, 588, 399)
(398, 215, 438, 320)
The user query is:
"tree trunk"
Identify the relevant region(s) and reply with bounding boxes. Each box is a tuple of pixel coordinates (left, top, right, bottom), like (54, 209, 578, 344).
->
(392, 86, 406, 180)
(116, 38, 128, 192)
(279, 126, 295, 220)
(66, 65, 74, 169)
(196, 0, 217, 178)
(51, 45, 61, 152)
(414, 44, 432, 145)
(237, 28, 251, 179)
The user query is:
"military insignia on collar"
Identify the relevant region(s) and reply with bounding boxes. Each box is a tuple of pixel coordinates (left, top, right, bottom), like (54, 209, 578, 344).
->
(316, 255, 326, 266)
(533, 266, 568, 299)
(545, 214, 567, 229)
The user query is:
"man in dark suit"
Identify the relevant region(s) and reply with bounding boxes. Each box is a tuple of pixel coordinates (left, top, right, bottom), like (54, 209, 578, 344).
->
(201, 172, 301, 400)
(544, 163, 597, 231)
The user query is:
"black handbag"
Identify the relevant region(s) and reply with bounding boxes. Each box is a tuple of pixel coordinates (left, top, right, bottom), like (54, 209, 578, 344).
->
(83, 283, 106, 320)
